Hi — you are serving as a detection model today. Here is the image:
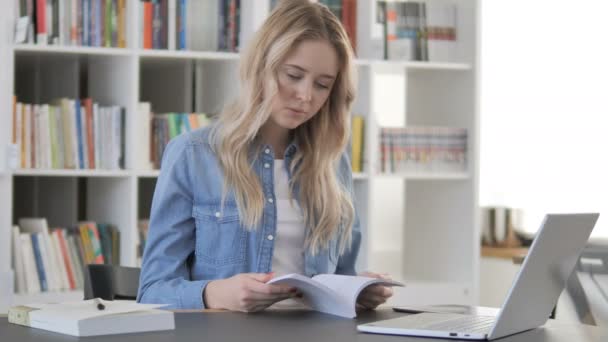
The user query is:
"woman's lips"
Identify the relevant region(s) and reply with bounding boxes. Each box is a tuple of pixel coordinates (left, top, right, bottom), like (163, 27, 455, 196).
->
(287, 108, 307, 115)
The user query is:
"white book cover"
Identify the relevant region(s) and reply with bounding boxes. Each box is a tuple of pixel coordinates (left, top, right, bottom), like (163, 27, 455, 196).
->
(46, 0, 53, 44)
(93, 103, 100, 169)
(24, 105, 31, 168)
(18, 218, 59, 291)
(53, 104, 65, 169)
(15, 300, 175, 337)
(268, 273, 404, 318)
(138, 102, 152, 170)
(168, 0, 176, 50)
(100, 107, 107, 169)
(11, 226, 27, 294)
(32, 104, 40, 169)
(80, 105, 88, 169)
(20, 234, 41, 294)
(187, 0, 218, 51)
(113, 107, 122, 169)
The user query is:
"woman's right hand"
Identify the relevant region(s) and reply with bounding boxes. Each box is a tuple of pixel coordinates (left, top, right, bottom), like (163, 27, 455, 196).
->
(203, 273, 298, 312)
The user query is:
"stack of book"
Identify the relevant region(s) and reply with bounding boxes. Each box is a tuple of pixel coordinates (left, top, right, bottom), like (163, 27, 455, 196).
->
(14, 0, 128, 47)
(11, 218, 120, 294)
(379, 126, 467, 174)
(12, 96, 125, 170)
(139, 0, 240, 52)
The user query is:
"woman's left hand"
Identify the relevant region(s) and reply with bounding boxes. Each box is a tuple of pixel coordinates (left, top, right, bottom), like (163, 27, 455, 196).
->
(356, 271, 394, 310)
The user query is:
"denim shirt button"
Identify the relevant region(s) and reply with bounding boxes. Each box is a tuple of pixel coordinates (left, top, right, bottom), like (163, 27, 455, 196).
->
(215, 211, 221, 218)
(267, 234, 274, 241)
(264, 163, 270, 168)
(264, 148, 271, 154)
(268, 197, 274, 203)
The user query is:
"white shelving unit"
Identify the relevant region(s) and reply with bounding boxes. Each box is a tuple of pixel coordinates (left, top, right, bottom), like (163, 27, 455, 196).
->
(0, 0, 480, 313)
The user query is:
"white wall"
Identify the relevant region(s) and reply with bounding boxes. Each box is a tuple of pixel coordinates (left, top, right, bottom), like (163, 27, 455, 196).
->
(480, 1, 608, 239)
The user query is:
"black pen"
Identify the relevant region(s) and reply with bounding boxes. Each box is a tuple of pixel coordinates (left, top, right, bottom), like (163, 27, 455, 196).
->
(94, 298, 105, 311)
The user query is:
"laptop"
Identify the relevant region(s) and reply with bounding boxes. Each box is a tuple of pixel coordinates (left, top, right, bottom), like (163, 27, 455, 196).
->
(357, 213, 599, 340)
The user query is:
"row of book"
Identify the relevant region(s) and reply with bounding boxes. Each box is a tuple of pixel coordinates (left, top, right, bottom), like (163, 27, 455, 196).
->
(138, 102, 211, 170)
(15, 0, 128, 48)
(379, 0, 458, 62)
(379, 126, 467, 173)
(139, 0, 240, 52)
(11, 218, 120, 295)
(11, 97, 126, 170)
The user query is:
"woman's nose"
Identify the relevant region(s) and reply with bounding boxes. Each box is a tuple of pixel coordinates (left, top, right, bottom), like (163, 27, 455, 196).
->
(295, 81, 313, 103)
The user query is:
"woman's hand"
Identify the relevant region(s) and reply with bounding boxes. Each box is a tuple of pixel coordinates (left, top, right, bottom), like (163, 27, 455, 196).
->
(356, 271, 394, 311)
(203, 273, 298, 312)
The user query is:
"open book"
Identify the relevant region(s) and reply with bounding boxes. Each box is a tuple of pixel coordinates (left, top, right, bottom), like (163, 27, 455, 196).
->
(8, 299, 174, 337)
(268, 273, 404, 318)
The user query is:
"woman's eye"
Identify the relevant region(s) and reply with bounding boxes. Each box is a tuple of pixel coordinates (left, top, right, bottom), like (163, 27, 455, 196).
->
(287, 74, 302, 80)
(316, 83, 329, 90)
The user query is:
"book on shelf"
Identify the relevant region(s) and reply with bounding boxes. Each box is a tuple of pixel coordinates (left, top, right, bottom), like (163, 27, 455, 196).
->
(268, 273, 404, 318)
(379, 126, 467, 174)
(15, 0, 127, 47)
(8, 299, 174, 337)
(139, 0, 239, 52)
(12, 97, 125, 171)
(145, 105, 211, 169)
(377, 0, 457, 62)
(351, 115, 364, 173)
(11, 218, 121, 295)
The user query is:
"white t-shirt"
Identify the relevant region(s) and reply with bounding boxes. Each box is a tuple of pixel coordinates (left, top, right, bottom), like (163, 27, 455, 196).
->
(270, 159, 306, 276)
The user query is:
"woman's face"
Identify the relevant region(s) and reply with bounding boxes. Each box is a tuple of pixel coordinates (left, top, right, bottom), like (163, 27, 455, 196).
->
(269, 39, 339, 130)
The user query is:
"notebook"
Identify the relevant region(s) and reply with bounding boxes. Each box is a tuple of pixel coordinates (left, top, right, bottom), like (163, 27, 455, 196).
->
(358, 213, 599, 340)
(8, 299, 175, 336)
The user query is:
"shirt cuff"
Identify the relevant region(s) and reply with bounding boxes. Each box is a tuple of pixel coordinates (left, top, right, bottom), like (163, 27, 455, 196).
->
(180, 279, 211, 309)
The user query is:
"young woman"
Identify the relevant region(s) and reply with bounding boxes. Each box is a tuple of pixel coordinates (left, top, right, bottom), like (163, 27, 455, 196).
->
(137, 0, 393, 313)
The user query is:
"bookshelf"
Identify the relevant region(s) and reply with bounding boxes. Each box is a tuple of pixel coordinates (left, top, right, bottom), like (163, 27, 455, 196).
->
(0, 0, 480, 312)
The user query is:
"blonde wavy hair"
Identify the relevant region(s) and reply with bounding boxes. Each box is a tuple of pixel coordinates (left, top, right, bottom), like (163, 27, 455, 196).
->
(209, 0, 357, 256)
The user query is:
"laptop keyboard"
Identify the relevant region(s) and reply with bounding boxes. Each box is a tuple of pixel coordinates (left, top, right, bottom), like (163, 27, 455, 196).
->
(405, 313, 496, 334)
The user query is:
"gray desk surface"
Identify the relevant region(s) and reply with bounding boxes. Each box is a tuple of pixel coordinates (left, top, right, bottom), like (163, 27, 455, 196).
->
(0, 308, 606, 342)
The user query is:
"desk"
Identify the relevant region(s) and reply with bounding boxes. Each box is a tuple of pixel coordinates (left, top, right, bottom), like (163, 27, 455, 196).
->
(0, 308, 606, 342)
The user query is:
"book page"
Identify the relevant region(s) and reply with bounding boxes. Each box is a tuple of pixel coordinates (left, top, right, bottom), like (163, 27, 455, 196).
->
(268, 273, 353, 317)
(312, 274, 404, 310)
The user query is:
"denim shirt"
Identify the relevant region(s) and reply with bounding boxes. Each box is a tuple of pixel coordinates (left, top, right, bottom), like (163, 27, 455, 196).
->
(137, 126, 361, 309)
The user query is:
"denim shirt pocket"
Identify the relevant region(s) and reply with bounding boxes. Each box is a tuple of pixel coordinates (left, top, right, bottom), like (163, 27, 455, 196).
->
(192, 203, 247, 266)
